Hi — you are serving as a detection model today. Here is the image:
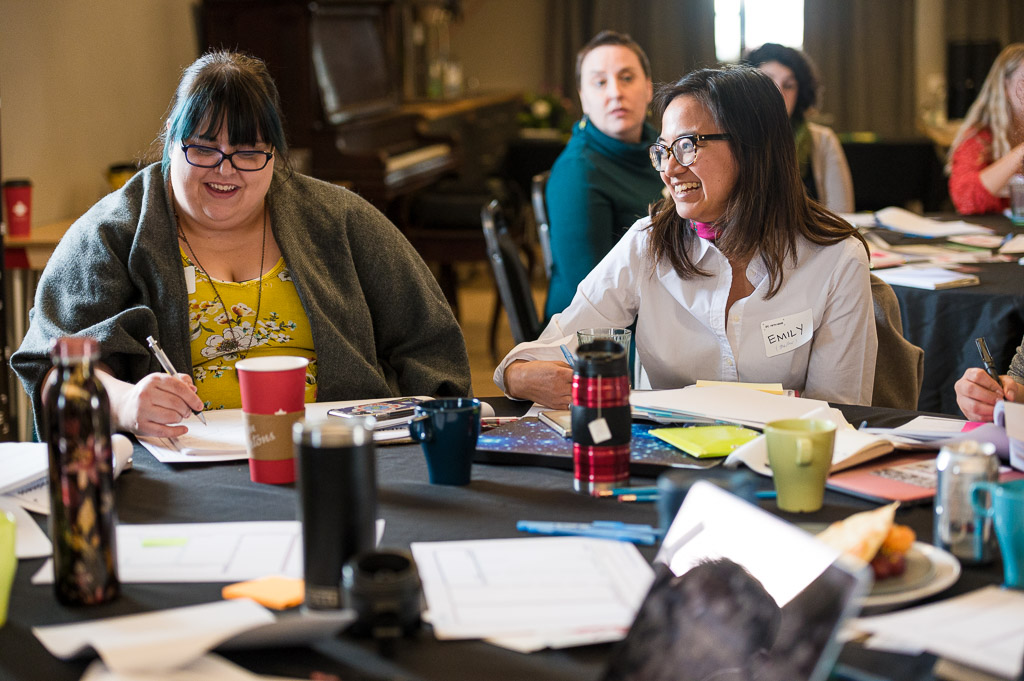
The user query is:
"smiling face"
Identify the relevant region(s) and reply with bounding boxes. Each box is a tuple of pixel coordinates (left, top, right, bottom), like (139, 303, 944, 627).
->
(578, 45, 654, 143)
(658, 95, 739, 224)
(757, 60, 799, 118)
(169, 122, 275, 233)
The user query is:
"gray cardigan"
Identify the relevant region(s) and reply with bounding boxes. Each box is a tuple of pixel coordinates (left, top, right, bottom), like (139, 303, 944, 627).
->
(12, 165, 471, 430)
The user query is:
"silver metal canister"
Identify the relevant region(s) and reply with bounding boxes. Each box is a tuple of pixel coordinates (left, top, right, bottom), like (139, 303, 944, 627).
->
(934, 440, 999, 564)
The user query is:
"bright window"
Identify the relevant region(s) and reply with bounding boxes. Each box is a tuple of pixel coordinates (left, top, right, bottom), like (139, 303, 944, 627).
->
(714, 0, 804, 64)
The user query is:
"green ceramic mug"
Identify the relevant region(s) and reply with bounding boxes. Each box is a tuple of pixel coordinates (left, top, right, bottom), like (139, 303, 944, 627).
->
(0, 510, 15, 627)
(764, 419, 836, 513)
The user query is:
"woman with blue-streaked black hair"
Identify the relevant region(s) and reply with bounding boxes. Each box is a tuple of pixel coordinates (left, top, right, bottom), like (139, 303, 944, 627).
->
(13, 51, 470, 438)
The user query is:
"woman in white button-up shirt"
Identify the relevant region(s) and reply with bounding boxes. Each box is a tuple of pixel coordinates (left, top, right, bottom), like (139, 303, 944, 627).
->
(496, 67, 876, 409)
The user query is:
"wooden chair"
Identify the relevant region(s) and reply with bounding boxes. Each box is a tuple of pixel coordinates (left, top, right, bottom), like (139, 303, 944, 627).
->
(531, 171, 554, 281)
(481, 200, 543, 356)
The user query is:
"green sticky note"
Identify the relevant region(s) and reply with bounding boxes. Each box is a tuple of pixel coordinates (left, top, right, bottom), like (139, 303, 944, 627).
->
(650, 425, 760, 458)
(141, 537, 189, 547)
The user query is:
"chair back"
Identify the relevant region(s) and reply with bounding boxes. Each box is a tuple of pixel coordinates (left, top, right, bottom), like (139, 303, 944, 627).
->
(531, 171, 554, 281)
(870, 274, 924, 409)
(482, 200, 543, 345)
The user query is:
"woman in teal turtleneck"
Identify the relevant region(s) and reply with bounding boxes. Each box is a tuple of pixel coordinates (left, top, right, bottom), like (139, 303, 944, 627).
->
(544, 31, 665, 320)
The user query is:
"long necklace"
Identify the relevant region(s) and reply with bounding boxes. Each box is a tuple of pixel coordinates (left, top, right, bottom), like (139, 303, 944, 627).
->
(176, 204, 267, 361)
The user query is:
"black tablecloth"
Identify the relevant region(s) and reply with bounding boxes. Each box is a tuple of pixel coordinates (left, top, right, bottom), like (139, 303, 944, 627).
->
(876, 215, 1024, 416)
(1, 400, 1006, 681)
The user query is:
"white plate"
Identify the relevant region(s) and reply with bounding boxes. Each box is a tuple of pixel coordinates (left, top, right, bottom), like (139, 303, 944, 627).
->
(861, 542, 961, 609)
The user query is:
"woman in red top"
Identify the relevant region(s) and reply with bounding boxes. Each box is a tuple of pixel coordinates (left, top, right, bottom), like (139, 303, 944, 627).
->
(947, 43, 1024, 215)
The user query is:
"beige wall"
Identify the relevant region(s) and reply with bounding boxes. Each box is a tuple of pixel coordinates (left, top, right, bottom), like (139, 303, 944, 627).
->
(451, 0, 547, 94)
(0, 0, 199, 225)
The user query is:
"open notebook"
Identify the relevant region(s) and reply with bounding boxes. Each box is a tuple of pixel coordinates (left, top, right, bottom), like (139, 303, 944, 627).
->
(602, 481, 870, 681)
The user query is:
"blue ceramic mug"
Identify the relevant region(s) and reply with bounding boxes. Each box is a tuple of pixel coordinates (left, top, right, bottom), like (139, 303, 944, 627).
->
(972, 479, 1024, 589)
(409, 398, 481, 485)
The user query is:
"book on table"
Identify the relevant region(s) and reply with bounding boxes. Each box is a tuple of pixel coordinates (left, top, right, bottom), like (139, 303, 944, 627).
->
(872, 265, 980, 290)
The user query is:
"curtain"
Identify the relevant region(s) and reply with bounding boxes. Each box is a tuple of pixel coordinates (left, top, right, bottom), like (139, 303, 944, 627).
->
(545, 0, 716, 115)
(945, 0, 1024, 44)
(804, 0, 917, 138)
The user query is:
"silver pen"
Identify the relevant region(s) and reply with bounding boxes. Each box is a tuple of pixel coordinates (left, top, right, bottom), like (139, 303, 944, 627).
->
(146, 335, 207, 425)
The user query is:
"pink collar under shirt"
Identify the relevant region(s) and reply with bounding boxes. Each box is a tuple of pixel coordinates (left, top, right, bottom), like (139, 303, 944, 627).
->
(692, 221, 719, 240)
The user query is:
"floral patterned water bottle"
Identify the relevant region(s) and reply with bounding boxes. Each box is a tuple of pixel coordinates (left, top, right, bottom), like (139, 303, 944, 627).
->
(44, 337, 119, 605)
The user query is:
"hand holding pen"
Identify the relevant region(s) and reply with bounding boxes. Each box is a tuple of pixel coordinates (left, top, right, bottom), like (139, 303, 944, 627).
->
(146, 336, 207, 425)
(955, 337, 1017, 422)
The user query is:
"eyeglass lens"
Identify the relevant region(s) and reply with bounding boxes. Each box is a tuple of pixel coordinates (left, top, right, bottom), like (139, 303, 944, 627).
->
(650, 137, 697, 171)
(183, 145, 271, 171)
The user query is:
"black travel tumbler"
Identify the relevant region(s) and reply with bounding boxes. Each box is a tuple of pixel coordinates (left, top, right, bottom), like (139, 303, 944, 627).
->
(294, 418, 377, 610)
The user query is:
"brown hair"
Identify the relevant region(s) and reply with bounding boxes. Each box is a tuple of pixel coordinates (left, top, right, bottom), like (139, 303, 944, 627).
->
(575, 30, 652, 91)
(646, 67, 866, 298)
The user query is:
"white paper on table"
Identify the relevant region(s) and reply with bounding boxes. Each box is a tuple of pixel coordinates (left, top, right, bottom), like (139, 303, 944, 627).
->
(138, 400, 443, 463)
(2, 481, 50, 515)
(411, 536, 654, 643)
(32, 521, 302, 584)
(896, 415, 969, 434)
(32, 519, 385, 585)
(0, 496, 51, 558)
(852, 586, 1024, 680)
(33, 599, 275, 673)
(630, 385, 831, 429)
(0, 442, 47, 495)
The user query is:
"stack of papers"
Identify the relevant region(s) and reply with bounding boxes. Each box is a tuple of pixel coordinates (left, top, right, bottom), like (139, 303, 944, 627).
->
(852, 586, 1024, 680)
(411, 537, 654, 652)
(873, 266, 980, 290)
(874, 206, 994, 237)
(630, 385, 830, 429)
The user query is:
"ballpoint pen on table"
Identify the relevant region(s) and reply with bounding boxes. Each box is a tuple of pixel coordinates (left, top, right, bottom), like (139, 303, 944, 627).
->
(974, 337, 1003, 388)
(516, 520, 662, 545)
(146, 335, 207, 425)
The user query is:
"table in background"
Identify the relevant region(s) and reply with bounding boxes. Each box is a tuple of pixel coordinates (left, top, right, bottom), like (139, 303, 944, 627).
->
(877, 214, 1024, 415)
(1, 400, 1005, 681)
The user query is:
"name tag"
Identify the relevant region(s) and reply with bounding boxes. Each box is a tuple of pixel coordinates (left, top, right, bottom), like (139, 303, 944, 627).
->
(761, 309, 813, 358)
(184, 266, 196, 294)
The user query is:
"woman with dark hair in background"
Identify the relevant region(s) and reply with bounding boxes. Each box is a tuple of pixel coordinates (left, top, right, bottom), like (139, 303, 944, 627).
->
(12, 51, 470, 438)
(543, 30, 665, 319)
(744, 43, 854, 213)
(495, 67, 875, 409)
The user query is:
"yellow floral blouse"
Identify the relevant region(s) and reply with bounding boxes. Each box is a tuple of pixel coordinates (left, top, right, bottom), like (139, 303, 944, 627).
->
(182, 251, 317, 410)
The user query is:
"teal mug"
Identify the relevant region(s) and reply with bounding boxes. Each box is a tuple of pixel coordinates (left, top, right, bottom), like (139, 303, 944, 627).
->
(972, 479, 1024, 589)
(409, 398, 481, 485)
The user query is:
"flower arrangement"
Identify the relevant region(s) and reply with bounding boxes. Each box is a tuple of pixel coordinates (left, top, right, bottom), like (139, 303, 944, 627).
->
(518, 92, 575, 135)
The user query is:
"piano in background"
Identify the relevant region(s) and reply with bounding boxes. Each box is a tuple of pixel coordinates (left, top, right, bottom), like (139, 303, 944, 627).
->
(200, 0, 465, 209)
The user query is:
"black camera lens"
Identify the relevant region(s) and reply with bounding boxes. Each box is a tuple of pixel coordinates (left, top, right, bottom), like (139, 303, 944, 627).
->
(343, 550, 422, 644)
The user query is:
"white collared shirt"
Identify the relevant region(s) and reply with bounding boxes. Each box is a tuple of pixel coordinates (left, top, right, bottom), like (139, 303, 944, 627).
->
(494, 217, 877, 405)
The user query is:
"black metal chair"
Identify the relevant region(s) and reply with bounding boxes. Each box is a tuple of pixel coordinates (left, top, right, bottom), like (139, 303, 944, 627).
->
(531, 170, 554, 281)
(481, 200, 543, 356)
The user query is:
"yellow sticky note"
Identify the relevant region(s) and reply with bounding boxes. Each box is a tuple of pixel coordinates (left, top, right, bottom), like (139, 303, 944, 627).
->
(222, 575, 305, 610)
(650, 425, 760, 458)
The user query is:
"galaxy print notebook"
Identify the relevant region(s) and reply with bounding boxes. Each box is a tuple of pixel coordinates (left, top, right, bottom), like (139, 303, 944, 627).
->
(474, 417, 722, 474)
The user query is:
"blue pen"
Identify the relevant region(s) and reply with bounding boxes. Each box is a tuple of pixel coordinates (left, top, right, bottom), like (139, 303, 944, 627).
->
(516, 520, 662, 545)
(560, 344, 577, 369)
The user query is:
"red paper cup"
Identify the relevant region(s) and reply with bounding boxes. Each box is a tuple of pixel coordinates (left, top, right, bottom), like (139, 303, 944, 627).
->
(3, 179, 32, 237)
(236, 356, 309, 484)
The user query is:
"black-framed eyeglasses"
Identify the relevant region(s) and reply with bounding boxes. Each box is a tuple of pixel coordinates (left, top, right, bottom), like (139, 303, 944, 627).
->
(180, 143, 274, 172)
(649, 133, 732, 171)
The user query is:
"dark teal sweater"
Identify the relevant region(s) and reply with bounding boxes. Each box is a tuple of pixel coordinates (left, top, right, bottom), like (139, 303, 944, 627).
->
(544, 118, 664, 320)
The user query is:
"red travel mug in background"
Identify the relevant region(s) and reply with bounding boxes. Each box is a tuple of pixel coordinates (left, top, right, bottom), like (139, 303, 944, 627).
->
(570, 339, 632, 495)
(2, 179, 32, 237)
